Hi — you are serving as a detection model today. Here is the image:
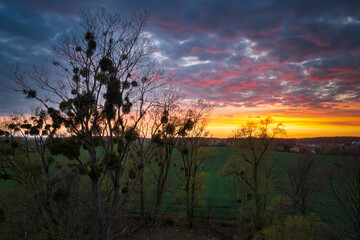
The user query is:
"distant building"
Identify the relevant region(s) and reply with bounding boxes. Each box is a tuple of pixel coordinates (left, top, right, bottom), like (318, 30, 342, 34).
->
(275, 145, 284, 151)
(290, 146, 299, 153)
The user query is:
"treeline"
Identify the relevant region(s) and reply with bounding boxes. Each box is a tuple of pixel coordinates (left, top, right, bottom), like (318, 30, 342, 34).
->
(280, 137, 360, 145)
(207, 137, 360, 146)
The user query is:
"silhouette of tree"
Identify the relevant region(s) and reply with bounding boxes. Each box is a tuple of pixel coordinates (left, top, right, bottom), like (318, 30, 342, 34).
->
(6, 8, 171, 240)
(0, 112, 85, 239)
(328, 154, 360, 240)
(221, 117, 286, 229)
(285, 154, 322, 215)
(132, 89, 182, 224)
(176, 100, 217, 228)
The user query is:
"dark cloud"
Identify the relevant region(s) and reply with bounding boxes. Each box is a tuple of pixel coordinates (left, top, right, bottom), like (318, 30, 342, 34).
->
(0, 0, 359, 115)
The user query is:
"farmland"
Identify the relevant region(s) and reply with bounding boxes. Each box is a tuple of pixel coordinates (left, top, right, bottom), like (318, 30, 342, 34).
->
(0, 146, 338, 222)
(124, 147, 339, 223)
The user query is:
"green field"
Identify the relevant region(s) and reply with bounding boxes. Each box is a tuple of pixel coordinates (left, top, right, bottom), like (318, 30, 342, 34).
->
(152, 147, 340, 223)
(0, 146, 342, 224)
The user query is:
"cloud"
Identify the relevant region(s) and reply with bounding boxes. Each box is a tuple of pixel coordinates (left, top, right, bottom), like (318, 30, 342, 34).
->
(0, 0, 359, 118)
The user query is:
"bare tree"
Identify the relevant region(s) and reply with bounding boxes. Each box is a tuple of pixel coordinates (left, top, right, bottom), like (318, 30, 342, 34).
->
(5, 8, 170, 240)
(285, 154, 322, 215)
(176, 100, 217, 228)
(221, 117, 286, 229)
(132, 112, 160, 224)
(328, 154, 360, 240)
(148, 94, 183, 222)
(132, 89, 182, 224)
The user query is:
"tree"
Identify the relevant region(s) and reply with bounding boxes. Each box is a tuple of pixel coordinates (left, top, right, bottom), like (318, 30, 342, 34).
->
(132, 89, 182, 224)
(327, 154, 360, 240)
(254, 213, 324, 240)
(0, 113, 85, 239)
(132, 112, 160, 224)
(265, 195, 294, 224)
(221, 117, 286, 229)
(285, 154, 322, 215)
(176, 100, 217, 228)
(6, 8, 170, 239)
(133, 93, 198, 225)
(148, 94, 184, 222)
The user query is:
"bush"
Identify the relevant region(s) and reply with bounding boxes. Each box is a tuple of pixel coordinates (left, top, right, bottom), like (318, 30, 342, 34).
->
(264, 195, 293, 224)
(254, 213, 324, 240)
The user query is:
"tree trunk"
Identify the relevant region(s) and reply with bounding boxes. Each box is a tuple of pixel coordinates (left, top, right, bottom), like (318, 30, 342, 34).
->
(105, 172, 119, 240)
(154, 153, 172, 222)
(253, 163, 262, 230)
(154, 176, 165, 222)
(154, 193, 162, 221)
(185, 177, 191, 228)
(88, 144, 104, 240)
(91, 178, 105, 240)
(189, 179, 196, 229)
(105, 149, 130, 240)
(140, 173, 145, 224)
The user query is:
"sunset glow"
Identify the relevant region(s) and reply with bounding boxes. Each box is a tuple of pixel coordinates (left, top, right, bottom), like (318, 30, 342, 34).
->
(208, 114, 360, 138)
(206, 102, 360, 138)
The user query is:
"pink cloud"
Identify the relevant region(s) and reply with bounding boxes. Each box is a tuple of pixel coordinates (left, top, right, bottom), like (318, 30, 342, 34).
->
(190, 47, 201, 54)
(242, 82, 260, 87)
(329, 67, 360, 75)
(228, 85, 245, 90)
(205, 47, 228, 54)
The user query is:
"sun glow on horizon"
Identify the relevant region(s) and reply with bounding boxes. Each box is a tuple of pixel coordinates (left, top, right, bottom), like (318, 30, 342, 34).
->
(1, 103, 359, 139)
(207, 104, 360, 138)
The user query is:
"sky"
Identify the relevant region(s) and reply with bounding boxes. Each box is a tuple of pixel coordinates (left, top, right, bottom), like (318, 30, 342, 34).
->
(0, 0, 359, 138)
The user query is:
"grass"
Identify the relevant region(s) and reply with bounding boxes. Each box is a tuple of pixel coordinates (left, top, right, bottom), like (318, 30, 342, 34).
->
(268, 152, 339, 222)
(156, 147, 342, 224)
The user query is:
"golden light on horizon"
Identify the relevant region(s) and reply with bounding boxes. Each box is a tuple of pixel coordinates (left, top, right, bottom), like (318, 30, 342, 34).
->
(207, 104, 360, 138)
(1, 103, 359, 139)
